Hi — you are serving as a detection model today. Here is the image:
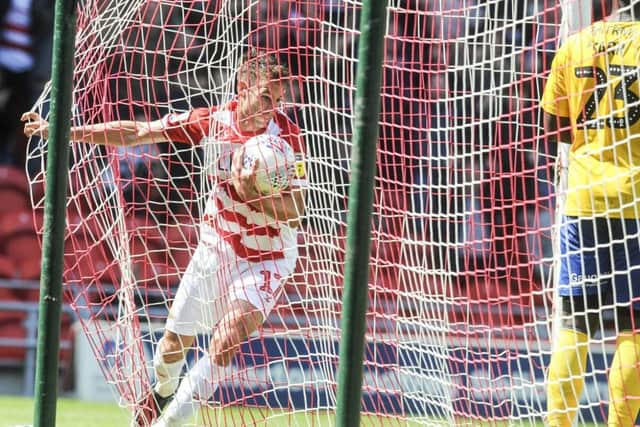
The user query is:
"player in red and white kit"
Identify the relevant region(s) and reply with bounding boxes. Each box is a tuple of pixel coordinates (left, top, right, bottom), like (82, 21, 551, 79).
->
(22, 50, 306, 427)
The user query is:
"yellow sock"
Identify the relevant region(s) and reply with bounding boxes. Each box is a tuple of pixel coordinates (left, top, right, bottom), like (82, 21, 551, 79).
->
(546, 328, 589, 427)
(607, 333, 640, 427)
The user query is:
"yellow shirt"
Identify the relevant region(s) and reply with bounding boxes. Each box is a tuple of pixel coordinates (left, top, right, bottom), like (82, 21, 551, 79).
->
(541, 21, 640, 218)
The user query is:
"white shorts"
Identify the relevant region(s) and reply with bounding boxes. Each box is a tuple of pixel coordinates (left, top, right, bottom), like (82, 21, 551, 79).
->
(165, 231, 296, 337)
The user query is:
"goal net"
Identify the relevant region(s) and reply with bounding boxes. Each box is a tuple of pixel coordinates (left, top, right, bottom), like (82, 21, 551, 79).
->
(24, 0, 617, 425)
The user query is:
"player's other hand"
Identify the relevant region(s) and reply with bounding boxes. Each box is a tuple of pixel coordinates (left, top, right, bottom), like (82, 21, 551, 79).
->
(232, 145, 260, 202)
(21, 112, 49, 140)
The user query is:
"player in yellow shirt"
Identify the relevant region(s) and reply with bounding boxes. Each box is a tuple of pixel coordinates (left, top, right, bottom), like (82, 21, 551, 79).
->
(541, 0, 640, 425)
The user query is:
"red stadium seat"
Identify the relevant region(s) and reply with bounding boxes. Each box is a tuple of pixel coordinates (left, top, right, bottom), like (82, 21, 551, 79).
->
(169, 247, 192, 272)
(130, 236, 166, 265)
(164, 222, 197, 271)
(66, 210, 105, 241)
(0, 286, 18, 301)
(0, 315, 27, 360)
(0, 165, 29, 194)
(64, 238, 120, 286)
(16, 257, 41, 281)
(0, 254, 15, 280)
(135, 262, 180, 290)
(0, 209, 38, 238)
(0, 166, 30, 215)
(164, 222, 198, 246)
(0, 310, 26, 323)
(5, 234, 41, 264)
(127, 215, 165, 247)
(0, 210, 42, 277)
(5, 254, 42, 302)
(0, 188, 29, 214)
(91, 256, 121, 285)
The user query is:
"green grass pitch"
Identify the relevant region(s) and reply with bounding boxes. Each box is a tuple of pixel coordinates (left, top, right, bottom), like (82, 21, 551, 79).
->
(1, 395, 592, 426)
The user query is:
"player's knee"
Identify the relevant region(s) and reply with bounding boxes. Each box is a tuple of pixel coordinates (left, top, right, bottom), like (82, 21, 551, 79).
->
(208, 324, 255, 366)
(210, 349, 234, 367)
(209, 334, 239, 366)
(208, 303, 264, 366)
(161, 331, 189, 363)
(209, 340, 235, 366)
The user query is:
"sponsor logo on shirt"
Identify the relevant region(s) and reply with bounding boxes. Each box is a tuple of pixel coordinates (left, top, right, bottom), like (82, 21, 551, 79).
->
(569, 273, 599, 286)
(294, 153, 306, 178)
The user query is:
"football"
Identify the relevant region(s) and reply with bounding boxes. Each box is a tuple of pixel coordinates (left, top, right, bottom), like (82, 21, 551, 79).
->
(242, 134, 296, 195)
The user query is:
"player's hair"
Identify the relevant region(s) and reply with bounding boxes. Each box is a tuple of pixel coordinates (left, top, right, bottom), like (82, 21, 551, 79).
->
(618, 0, 640, 18)
(237, 48, 290, 85)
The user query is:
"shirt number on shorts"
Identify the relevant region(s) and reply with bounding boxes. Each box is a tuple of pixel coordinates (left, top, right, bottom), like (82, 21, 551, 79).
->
(259, 270, 281, 295)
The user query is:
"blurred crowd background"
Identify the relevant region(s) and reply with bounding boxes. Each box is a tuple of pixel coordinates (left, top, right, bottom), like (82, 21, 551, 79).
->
(0, 0, 53, 167)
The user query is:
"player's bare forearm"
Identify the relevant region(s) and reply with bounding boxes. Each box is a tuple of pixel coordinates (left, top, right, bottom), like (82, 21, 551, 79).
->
(22, 112, 168, 146)
(68, 121, 151, 146)
(543, 112, 572, 159)
(250, 188, 306, 228)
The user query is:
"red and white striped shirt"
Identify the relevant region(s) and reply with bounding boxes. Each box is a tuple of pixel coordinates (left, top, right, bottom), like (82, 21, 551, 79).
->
(162, 101, 307, 262)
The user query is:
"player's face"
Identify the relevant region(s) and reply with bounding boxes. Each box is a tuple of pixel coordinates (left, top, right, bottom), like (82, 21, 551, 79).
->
(237, 76, 284, 132)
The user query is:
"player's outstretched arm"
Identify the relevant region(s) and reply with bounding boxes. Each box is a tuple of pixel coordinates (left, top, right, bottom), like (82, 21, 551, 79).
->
(21, 112, 170, 147)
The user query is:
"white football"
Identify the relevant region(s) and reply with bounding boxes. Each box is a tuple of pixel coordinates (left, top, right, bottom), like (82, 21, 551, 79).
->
(242, 134, 296, 195)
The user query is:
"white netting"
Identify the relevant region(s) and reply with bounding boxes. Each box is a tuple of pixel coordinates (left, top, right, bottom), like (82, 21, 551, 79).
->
(25, 0, 622, 425)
